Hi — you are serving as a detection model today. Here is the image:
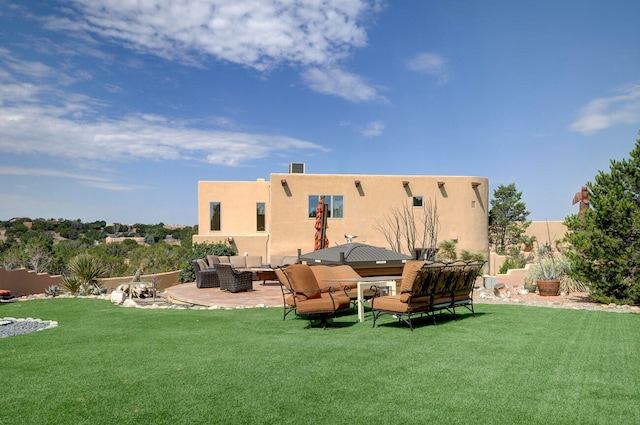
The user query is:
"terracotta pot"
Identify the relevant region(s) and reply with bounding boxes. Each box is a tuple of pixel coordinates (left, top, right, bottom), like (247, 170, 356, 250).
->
(536, 279, 560, 296)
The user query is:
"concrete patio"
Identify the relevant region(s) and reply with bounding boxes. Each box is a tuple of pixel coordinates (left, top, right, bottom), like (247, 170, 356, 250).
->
(167, 280, 283, 308)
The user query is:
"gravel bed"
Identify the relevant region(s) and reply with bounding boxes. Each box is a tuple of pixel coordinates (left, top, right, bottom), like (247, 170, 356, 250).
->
(0, 317, 58, 338)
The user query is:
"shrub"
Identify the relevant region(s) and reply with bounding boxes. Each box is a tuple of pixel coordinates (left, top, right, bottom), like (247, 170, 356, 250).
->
(565, 135, 640, 304)
(62, 253, 107, 295)
(178, 241, 237, 283)
(437, 240, 457, 261)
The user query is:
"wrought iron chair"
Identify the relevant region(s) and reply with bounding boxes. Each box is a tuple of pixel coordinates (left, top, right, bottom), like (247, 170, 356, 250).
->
(274, 267, 296, 320)
(212, 263, 253, 293)
(192, 259, 220, 288)
(283, 264, 351, 329)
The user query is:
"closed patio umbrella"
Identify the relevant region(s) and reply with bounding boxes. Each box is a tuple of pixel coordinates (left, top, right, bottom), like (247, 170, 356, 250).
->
(314, 197, 329, 251)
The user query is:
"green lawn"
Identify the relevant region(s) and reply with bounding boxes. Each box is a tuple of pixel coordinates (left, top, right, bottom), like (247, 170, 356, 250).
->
(2, 299, 639, 425)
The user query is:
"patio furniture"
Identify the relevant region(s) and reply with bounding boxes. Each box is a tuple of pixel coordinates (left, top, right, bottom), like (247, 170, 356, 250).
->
(213, 263, 253, 293)
(192, 260, 220, 288)
(283, 264, 351, 329)
(274, 267, 296, 320)
(450, 260, 485, 318)
(370, 261, 446, 330)
(370, 260, 485, 330)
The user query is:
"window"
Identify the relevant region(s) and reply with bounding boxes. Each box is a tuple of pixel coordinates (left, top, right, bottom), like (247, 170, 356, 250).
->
(210, 202, 221, 231)
(256, 202, 266, 231)
(413, 196, 423, 208)
(308, 195, 344, 219)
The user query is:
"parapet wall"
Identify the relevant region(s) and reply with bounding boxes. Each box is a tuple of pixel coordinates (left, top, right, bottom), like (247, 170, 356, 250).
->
(0, 268, 63, 295)
(0, 268, 181, 295)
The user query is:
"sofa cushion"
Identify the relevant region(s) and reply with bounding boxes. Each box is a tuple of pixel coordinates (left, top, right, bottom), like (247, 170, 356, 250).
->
(230, 256, 246, 268)
(330, 265, 361, 290)
(282, 256, 298, 266)
(207, 255, 220, 267)
(218, 256, 230, 263)
(284, 264, 321, 301)
(310, 265, 338, 291)
(245, 255, 262, 268)
(398, 260, 425, 299)
(269, 255, 285, 267)
(371, 295, 430, 314)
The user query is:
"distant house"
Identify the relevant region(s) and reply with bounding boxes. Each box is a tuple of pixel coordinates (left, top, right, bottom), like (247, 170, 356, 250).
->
(194, 164, 489, 262)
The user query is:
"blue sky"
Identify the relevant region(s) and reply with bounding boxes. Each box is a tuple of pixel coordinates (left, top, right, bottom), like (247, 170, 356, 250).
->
(1, 0, 639, 225)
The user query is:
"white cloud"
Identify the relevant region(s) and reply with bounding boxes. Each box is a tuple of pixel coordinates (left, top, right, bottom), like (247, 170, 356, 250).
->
(301, 67, 383, 103)
(0, 63, 328, 168)
(406, 52, 450, 85)
(0, 165, 109, 182)
(361, 120, 385, 137)
(54, 0, 372, 71)
(570, 84, 640, 135)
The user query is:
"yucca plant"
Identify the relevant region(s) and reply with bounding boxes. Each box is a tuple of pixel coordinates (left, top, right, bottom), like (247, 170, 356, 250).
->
(45, 284, 60, 297)
(62, 253, 107, 295)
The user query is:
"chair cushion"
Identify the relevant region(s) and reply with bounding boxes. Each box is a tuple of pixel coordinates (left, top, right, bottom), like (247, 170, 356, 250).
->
(284, 264, 321, 300)
(245, 256, 262, 268)
(197, 259, 209, 271)
(295, 296, 351, 314)
(274, 268, 293, 291)
(207, 255, 220, 266)
(218, 256, 230, 263)
(230, 256, 246, 268)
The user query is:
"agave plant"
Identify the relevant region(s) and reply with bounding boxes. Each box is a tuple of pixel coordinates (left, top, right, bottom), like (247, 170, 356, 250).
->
(62, 253, 107, 295)
(529, 256, 566, 281)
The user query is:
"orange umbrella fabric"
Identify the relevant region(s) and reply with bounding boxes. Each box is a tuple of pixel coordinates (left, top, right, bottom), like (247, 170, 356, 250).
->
(314, 197, 329, 251)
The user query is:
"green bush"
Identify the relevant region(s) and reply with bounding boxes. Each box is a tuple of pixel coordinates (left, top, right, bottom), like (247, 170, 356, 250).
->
(178, 241, 237, 282)
(565, 135, 640, 304)
(499, 250, 526, 274)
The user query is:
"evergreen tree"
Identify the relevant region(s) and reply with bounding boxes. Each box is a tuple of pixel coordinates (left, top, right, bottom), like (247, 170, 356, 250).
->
(488, 183, 531, 254)
(565, 135, 640, 304)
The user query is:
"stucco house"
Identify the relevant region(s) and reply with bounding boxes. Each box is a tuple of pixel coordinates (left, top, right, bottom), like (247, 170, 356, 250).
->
(194, 164, 490, 263)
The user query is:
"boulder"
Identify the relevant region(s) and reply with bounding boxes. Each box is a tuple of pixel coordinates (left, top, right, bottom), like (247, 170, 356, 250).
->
(110, 290, 126, 305)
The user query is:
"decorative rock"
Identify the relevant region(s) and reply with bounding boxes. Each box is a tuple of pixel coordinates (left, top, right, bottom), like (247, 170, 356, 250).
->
(122, 299, 139, 308)
(110, 290, 126, 305)
(493, 283, 510, 298)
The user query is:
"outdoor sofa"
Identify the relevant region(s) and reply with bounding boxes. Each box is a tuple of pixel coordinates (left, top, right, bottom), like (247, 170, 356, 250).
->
(206, 255, 298, 273)
(370, 260, 485, 330)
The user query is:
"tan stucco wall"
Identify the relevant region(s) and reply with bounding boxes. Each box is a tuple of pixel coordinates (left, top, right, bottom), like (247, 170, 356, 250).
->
(0, 268, 180, 295)
(0, 268, 62, 295)
(193, 178, 271, 258)
(195, 173, 489, 262)
(526, 221, 568, 250)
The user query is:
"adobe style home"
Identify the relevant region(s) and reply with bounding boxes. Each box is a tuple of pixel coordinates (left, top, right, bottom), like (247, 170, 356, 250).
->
(194, 163, 489, 262)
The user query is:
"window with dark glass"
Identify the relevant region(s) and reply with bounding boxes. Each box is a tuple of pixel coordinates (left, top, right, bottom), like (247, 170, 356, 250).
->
(210, 202, 221, 231)
(256, 202, 266, 231)
(413, 196, 424, 208)
(308, 195, 343, 219)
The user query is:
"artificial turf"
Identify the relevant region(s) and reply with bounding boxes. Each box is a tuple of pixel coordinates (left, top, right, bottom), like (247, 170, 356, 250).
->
(2, 298, 639, 424)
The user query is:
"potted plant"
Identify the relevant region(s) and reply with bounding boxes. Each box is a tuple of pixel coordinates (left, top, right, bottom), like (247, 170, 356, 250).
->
(523, 275, 537, 294)
(528, 256, 565, 296)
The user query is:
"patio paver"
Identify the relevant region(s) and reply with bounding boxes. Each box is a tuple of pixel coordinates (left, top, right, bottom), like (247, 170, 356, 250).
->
(167, 281, 283, 308)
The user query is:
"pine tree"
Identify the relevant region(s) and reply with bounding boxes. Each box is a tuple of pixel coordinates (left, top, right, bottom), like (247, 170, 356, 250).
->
(565, 135, 640, 304)
(488, 183, 531, 254)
